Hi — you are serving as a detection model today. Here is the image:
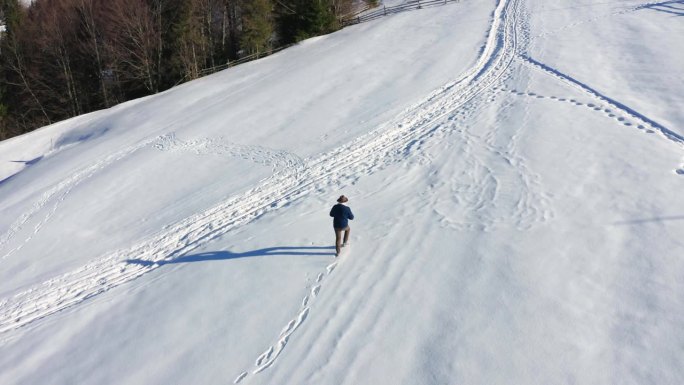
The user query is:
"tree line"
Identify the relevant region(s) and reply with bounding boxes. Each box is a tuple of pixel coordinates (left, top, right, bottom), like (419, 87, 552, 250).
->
(0, 0, 374, 140)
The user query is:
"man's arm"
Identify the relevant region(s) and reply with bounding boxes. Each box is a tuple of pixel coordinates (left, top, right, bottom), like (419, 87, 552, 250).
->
(347, 207, 354, 220)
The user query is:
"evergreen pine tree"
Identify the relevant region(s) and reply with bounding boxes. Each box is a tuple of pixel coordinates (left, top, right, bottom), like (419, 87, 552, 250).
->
(276, 0, 337, 44)
(0, 0, 32, 138)
(241, 0, 273, 57)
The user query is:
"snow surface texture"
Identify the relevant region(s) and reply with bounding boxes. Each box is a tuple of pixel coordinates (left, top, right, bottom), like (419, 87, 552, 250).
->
(1, 0, 683, 384)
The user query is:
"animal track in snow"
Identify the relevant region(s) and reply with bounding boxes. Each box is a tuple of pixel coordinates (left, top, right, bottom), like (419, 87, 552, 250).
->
(233, 372, 248, 384)
(506, 55, 684, 176)
(311, 285, 321, 298)
(531, 1, 665, 41)
(506, 88, 662, 137)
(249, 306, 310, 373)
(675, 162, 684, 176)
(153, 134, 304, 172)
(518, 54, 684, 150)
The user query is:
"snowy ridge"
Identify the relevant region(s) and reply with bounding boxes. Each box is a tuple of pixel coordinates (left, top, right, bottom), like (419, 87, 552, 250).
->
(0, 0, 521, 335)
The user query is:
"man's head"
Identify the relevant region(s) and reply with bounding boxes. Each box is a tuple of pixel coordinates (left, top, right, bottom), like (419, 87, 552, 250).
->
(337, 195, 348, 203)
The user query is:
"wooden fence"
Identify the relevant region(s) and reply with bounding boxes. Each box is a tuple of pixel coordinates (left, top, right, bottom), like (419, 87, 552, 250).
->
(342, 0, 462, 26)
(195, 44, 296, 78)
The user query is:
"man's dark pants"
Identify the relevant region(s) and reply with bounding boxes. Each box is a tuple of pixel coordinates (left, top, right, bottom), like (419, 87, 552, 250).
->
(334, 226, 350, 255)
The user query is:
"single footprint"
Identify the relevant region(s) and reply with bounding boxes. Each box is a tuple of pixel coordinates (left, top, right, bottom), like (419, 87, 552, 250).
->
(234, 372, 248, 383)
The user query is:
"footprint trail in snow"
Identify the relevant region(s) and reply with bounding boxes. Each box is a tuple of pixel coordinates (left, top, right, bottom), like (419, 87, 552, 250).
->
(233, 259, 339, 384)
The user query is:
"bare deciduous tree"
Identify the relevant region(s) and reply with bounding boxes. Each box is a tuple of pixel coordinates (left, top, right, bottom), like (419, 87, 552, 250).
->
(75, 0, 112, 107)
(105, 0, 162, 94)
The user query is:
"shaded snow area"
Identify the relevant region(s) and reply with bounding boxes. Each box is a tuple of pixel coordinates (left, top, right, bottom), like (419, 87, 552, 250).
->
(1, 0, 683, 384)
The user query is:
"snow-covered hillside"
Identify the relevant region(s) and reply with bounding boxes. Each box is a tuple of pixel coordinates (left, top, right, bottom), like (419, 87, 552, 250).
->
(1, 0, 683, 384)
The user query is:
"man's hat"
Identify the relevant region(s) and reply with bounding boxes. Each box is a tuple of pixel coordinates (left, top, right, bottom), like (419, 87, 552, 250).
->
(337, 195, 348, 203)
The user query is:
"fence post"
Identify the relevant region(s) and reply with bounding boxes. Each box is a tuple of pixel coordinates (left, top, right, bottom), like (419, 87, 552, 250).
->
(384, 5, 387, 15)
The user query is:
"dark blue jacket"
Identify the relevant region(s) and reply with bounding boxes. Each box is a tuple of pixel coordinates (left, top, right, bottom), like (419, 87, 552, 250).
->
(330, 204, 354, 229)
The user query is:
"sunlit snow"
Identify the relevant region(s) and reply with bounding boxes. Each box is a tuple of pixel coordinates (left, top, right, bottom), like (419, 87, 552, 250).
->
(1, 0, 683, 384)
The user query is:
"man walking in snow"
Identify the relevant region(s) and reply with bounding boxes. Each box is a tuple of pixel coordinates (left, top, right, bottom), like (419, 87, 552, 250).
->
(330, 195, 354, 257)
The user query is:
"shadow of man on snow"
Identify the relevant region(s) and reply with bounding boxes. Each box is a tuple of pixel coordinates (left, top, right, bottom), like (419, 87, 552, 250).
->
(126, 246, 335, 266)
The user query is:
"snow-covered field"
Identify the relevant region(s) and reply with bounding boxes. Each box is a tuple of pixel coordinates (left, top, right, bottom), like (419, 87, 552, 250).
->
(1, 0, 683, 384)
